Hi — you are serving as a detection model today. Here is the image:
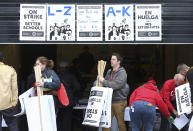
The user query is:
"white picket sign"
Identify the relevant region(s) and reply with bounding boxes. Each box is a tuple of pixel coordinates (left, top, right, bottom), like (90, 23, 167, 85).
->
(99, 88, 113, 128)
(82, 87, 113, 127)
(24, 95, 57, 131)
(175, 83, 191, 115)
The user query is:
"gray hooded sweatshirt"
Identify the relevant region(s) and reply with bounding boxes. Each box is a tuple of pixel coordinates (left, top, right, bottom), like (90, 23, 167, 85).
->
(102, 67, 127, 103)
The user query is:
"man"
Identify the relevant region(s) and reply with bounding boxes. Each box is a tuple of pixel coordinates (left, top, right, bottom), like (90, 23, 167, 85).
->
(177, 63, 190, 77)
(0, 51, 18, 131)
(57, 61, 81, 131)
(78, 46, 95, 74)
(98, 53, 127, 131)
(159, 74, 185, 131)
(176, 64, 193, 105)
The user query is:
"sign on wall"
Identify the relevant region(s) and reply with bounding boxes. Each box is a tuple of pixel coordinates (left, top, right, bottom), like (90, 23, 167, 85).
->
(105, 4, 134, 41)
(135, 4, 162, 41)
(77, 5, 103, 41)
(47, 4, 75, 41)
(20, 4, 46, 41)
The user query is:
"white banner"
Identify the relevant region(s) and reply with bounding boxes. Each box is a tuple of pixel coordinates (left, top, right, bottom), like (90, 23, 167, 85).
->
(20, 4, 46, 41)
(175, 83, 191, 115)
(82, 87, 113, 127)
(105, 4, 134, 41)
(77, 5, 103, 41)
(135, 4, 162, 41)
(47, 4, 75, 41)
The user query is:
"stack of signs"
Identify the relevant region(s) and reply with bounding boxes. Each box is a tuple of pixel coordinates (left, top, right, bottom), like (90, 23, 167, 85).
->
(82, 87, 113, 128)
(20, 4, 46, 41)
(105, 4, 134, 41)
(135, 4, 162, 41)
(47, 4, 75, 41)
(175, 83, 191, 115)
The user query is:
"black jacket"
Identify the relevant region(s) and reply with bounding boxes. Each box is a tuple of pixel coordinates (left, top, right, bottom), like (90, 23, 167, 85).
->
(59, 70, 81, 106)
(26, 68, 60, 91)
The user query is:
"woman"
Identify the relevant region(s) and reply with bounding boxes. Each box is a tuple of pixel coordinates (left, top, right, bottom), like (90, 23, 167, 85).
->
(129, 80, 173, 131)
(34, 56, 61, 95)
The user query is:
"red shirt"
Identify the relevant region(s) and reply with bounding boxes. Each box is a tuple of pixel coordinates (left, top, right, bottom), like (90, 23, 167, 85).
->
(129, 80, 170, 118)
(160, 79, 176, 112)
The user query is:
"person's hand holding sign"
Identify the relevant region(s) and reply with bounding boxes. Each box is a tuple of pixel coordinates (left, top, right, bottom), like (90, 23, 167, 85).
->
(36, 80, 44, 87)
(173, 110, 179, 118)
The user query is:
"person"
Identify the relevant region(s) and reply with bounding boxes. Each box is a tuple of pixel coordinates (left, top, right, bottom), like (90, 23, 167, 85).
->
(108, 26, 119, 40)
(177, 63, 190, 77)
(68, 58, 86, 98)
(26, 56, 60, 97)
(78, 46, 95, 74)
(159, 74, 185, 131)
(183, 64, 193, 117)
(129, 79, 173, 131)
(0, 51, 19, 131)
(57, 61, 81, 131)
(98, 53, 127, 131)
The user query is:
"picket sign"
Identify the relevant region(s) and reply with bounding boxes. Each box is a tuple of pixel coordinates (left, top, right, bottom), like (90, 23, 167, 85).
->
(99, 88, 113, 128)
(82, 86, 113, 128)
(124, 107, 131, 121)
(175, 83, 191, 115)
(2, 117, 7, 127)
(14, 87, 36, 116)
(24, 95, 57, 131)
(189, 116, 193, 131)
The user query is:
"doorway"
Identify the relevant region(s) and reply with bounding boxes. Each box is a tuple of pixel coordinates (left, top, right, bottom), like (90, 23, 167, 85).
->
(20, 44, 57, 80)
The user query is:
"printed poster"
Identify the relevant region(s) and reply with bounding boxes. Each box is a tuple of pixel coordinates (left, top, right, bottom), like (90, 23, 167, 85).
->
(105, 4, 134, 41)
(47, 4, 75, 41)
(20, 4, 46, 41)
(77, 5, 103, 41)
(135, 4, 162, 41)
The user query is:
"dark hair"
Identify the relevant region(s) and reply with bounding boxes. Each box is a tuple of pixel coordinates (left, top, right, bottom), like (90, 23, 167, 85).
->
(112, 52, 123, 64)
(0, 51, 3, 62)
(37, 56, 54, 70)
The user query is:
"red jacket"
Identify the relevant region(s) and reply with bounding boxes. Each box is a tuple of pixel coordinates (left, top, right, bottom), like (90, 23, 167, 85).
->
(160, 79, 176, 112)
(129, 80, 170, 118)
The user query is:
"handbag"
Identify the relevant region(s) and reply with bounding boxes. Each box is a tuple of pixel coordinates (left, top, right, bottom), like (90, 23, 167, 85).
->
(56, 83, 69, 106)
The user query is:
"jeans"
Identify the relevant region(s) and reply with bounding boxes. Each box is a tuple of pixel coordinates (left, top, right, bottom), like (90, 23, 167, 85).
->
(130, 101, 156, 131)
(0, 107, 19, 131)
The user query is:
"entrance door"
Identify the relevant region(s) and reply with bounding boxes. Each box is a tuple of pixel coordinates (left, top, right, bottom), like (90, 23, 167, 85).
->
(20, 44, 57, 80)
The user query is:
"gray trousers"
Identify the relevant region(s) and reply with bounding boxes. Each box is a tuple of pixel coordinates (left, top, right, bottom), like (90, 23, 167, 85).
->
(0, 107, 19, 131)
